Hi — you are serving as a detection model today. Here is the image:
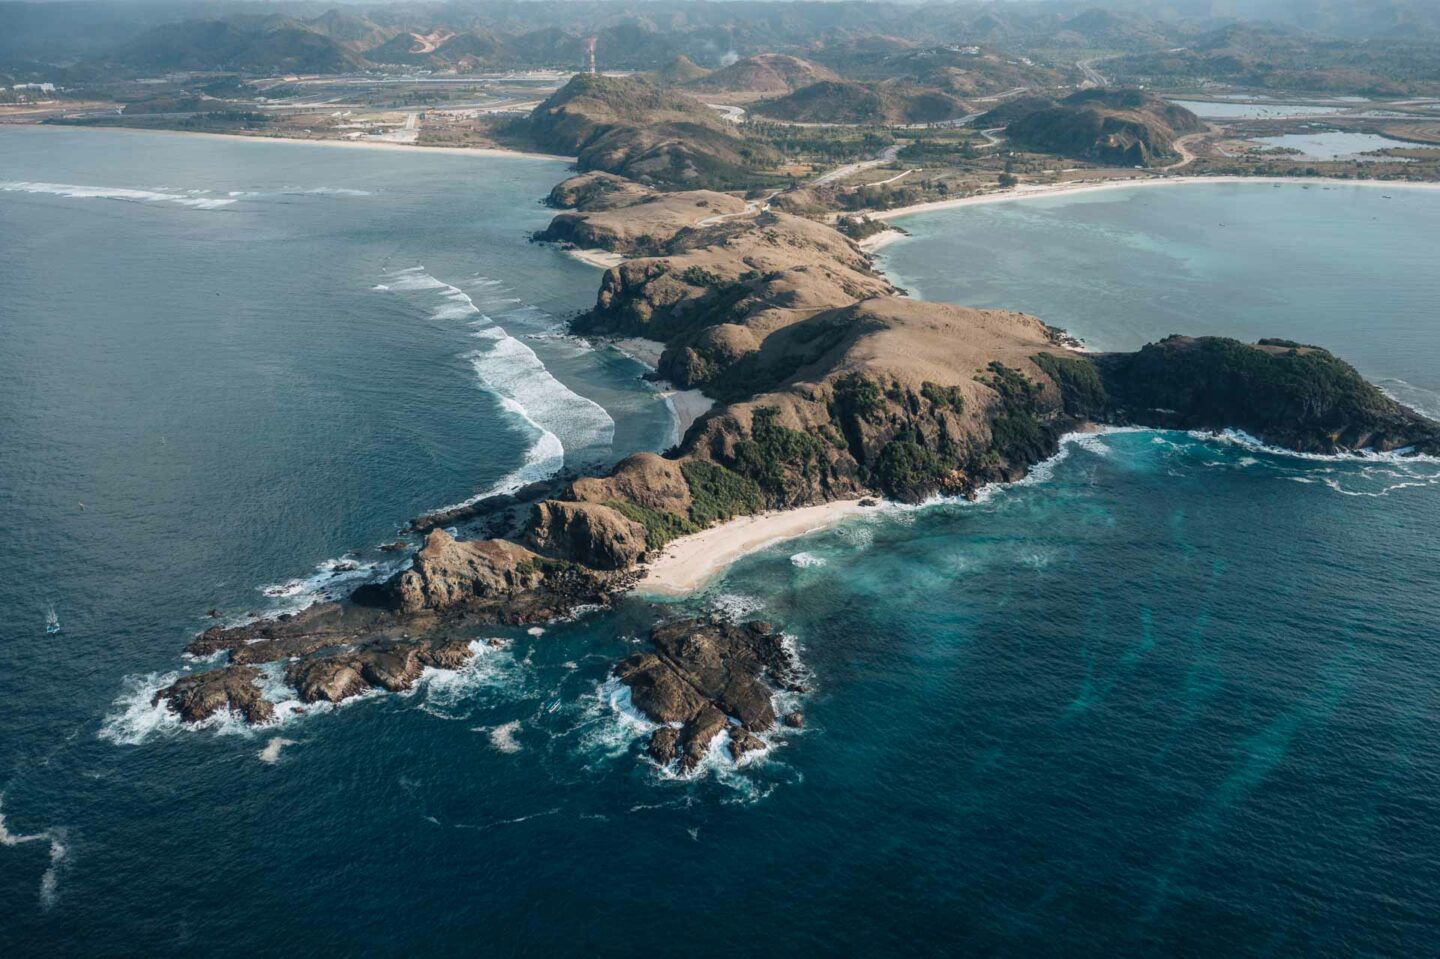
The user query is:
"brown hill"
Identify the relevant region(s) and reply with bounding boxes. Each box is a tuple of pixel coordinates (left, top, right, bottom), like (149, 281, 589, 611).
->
(752, 79, 966, 125)
(688, 54, 838, 96)
(525, 73, 777, 188)
(1002, 88, 1204, 166)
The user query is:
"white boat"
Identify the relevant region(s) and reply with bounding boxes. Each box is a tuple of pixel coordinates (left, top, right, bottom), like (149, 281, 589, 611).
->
(45, 606, 61, 635)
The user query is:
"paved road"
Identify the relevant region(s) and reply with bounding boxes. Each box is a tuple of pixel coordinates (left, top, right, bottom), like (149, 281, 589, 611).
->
(812, 143, 901, 185)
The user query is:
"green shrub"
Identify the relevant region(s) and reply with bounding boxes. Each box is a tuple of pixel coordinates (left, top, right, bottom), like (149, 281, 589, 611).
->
(1032, 352, 1106, 417)
(606, 500, 697, 551)
(920, 381, 966, 414)
(731, 407, 830, 497)
(681, 460, 764, 527)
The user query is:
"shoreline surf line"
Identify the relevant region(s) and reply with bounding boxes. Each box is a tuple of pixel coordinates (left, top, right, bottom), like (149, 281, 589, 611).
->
(11, 123, 577, 162)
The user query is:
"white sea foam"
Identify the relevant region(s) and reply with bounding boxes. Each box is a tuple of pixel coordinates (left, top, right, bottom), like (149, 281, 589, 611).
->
(789, 551, 826, 569)
(374, 267, 615, 512)
(1188, 428, 1440, 465)
(419, 640, 528, 720)
(258, 554, 409, 618)
(98, 671, 186, 745)
(708, 593, 765, 620)
(0, 180, 236, 209)
(576, 677, 658, 760)
(258, 737, 297, 764)
(487, 720, 523, 753)
(1, 795, 69, 910)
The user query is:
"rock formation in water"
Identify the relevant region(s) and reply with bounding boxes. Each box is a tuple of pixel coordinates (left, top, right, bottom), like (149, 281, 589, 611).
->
(615, 618, 803, 772)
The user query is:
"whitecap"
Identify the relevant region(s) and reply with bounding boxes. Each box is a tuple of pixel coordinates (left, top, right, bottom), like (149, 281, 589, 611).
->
(374, 267, 615, 512)
(708, 593, 765, 620)
(574, 677, 657, 760)
(258, 737, 297, 764)
(486, 720, 523, 753)
(789, 551, 826, 569)
(257, 554, 409, 618)
(0, 180, 236, 209)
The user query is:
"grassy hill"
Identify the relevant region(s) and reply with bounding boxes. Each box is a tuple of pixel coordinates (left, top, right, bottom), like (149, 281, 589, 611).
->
(525, 73, 777, 188)
(752, 79, 966, 125)
(1001, 89, 1204, 167)
(98, 17, 362, 75)
(688, 54, 838, 96)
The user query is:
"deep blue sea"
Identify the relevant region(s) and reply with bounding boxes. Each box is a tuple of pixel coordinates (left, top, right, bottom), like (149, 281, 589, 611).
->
(3, 130, 1439, 957)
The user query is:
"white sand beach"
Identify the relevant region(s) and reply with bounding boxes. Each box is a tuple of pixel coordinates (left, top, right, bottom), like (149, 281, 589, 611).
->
(606, 337, 713, 446)
(858, 228, 909, 253)
(566, 247, 627, 269)
(637, 500, 867, 596)
(871, 174, 1440, 220)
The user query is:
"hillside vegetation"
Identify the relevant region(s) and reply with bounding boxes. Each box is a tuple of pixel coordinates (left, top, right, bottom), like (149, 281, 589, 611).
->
(523, 73, 778, 188)
(999, 89, 1204, 167)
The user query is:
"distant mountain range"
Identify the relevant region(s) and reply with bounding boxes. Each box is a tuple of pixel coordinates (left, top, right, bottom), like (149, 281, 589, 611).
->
(1, 0, 1436, 84)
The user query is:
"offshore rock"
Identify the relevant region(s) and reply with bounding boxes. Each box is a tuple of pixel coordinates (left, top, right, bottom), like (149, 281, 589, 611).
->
(616, 618, 803, 772)
(153, 666, 274, 725)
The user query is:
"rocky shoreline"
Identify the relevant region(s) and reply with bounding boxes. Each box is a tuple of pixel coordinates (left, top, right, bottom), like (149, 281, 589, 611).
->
(146, 75, 1440, 775)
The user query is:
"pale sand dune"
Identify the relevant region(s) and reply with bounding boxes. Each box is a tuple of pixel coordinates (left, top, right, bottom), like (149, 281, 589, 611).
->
(638, 500, 866, 596)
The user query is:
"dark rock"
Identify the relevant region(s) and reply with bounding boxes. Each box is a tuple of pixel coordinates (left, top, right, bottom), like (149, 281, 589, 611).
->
(728, 726, 766, 761)
(378, 540, 409, 553)
(615, 618, 803, 773)
(154, 666, 274, 725)
(647, 726, 681, 765)
(783, 711, 804, 728)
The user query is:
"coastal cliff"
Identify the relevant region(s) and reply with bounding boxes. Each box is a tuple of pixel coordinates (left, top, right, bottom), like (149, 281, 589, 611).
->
(154, 74, 1440, 761)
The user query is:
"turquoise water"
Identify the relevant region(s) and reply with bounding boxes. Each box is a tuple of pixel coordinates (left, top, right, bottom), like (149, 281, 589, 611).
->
(4, 133, 1440, 956)
(876, 182, 1440, 415)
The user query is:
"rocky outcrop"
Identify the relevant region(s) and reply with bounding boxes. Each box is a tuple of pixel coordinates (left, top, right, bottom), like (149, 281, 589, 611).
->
(527, 500, 648, 569)
(285, 637, 474, 704)
(615, 618, 804, 773)
(534, 189, 747, 255)
(1094, 335, 1440, 453)
(386, 529, 546, 613)
(154, 666, 274, 725)
(570, 453, 694, 515)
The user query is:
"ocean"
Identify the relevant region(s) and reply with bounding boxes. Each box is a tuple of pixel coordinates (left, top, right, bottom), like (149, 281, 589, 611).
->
(3, 130, 1439, 956)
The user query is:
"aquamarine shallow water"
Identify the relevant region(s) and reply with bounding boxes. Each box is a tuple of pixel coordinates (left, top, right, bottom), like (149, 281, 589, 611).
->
(3, 134, 1439, 956)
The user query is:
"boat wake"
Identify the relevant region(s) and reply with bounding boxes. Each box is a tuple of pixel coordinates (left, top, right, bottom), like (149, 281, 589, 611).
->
(0, 795, 68, 910)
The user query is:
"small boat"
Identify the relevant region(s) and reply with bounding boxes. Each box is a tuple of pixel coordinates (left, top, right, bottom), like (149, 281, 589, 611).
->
(45, 607, 61, 635)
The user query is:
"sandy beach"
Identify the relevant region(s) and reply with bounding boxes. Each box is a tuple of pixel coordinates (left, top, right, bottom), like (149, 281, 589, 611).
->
(566, 247, 627, 269)
(606, 337, 714, 446)
(858, 228, 909, 253)
(638, 500, 867, 596)
(871, 174, 1440, 220)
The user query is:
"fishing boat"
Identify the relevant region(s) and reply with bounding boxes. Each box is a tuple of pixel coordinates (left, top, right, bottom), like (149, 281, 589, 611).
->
(45, 606, 61, 635)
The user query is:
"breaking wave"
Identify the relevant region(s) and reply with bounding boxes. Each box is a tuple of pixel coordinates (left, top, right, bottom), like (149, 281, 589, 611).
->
(0, 180, 236, 209)
(375, 267, 614, 511)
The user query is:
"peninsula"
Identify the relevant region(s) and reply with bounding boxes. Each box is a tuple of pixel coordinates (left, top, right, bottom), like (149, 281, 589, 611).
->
(153, 74, 1440, 773)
